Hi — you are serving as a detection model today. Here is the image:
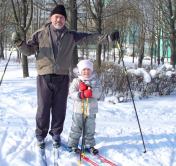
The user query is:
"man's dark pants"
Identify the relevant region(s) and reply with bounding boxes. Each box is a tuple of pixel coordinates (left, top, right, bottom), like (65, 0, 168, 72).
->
(36, 75, 69, 138)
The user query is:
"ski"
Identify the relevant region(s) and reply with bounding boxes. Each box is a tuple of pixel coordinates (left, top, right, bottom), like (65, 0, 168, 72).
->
(78, 145, 117, 166)
(54, 148, 59, 166)
(89, 153, 117, 166)
(61, 143, 99, 166)
(38, 148, 47, 166)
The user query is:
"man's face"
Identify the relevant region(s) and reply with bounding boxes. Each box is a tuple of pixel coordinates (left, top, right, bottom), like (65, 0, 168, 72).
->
(50, 14, 66, 29)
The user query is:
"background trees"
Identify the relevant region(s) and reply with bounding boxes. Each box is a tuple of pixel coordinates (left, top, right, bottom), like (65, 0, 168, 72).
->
(0, 0, 12, 60)
(0, 0, 175, 78)
(146, 0, 176, 67)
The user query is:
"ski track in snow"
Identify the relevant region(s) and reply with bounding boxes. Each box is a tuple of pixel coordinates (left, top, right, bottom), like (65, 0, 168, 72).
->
(0, 99, 36, 166)
(0, 59, 176, 166)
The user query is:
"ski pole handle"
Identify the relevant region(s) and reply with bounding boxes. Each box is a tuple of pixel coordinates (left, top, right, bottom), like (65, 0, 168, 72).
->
(85, 87, 91, 119)
(88, 86, 91, 90)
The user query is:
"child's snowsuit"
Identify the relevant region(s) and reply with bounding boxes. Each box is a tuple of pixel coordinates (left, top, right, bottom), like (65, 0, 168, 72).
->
(68, 74, 102, 148)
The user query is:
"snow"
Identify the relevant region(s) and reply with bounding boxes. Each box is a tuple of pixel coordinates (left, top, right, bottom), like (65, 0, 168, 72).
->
(128, 68, 151, 83)
(0, 51, 176, 166)
(149, 64, 176, 79)
(150, 69, 158, 78)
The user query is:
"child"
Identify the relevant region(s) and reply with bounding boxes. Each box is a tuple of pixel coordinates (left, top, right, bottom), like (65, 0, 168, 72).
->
(67, 59, 102, 154)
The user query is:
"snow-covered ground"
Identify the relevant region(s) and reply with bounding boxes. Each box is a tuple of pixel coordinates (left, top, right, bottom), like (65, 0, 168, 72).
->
(0, 51, 176, 166)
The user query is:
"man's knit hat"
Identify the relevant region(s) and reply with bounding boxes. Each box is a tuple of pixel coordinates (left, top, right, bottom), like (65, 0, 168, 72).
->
(73, 60, 93, 74)
(51, 4, 67, 20)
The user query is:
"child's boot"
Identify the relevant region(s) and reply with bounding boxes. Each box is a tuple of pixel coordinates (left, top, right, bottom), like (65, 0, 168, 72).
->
(85, 147, 98, 155)
(71, 147, 81, 153)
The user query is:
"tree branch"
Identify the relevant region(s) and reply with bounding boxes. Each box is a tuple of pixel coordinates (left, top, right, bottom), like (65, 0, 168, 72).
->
(10, 0, 23, 32)
(26, 0, 33, 32)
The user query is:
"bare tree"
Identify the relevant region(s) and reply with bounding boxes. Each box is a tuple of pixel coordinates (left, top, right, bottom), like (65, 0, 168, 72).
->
(10, 0, 33, 77)
(0, 1, 13, 59)
(86, 0, 104, 70)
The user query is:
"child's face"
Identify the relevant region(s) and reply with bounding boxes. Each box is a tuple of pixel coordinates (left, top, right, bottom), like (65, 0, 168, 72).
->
(81, 68, 92, 78)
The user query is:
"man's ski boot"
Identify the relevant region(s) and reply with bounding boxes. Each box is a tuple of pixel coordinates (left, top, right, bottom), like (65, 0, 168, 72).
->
(36, 137, 45, 149)
(85, 147, 99, 155)
(70, 147, 81, 154)
(52, 133, 61, 148)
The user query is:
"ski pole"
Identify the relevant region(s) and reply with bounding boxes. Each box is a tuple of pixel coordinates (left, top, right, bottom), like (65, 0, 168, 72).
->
(79, 93, 86, 165)
(116, 40, 147, 153)
(0, 45, 14, 86)
(78, 86, 91, 164)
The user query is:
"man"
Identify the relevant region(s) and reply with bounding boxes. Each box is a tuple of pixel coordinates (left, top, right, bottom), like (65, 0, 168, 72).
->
(11, 4, 119, 149)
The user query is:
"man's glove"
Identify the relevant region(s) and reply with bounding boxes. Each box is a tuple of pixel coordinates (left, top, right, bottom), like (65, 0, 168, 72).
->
(12, 31, 22, 44)
(110, 30, 120, 42)
(79, 82, 87, 91)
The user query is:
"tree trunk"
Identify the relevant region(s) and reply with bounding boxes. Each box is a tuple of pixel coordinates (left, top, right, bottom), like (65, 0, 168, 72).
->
(132, 35, 135, 63)
(138, 45, 144, 68)
(151, 41, 154, 66)
(95, 44, 102, 70)
(103, 44, 106, 61)
(69, 0, 78, 80)
(0, 41, 4, 59)
(157, 31, 160, 65)
(150, 17, 155, 66)
(138, 54, 143, 68)
(113, 48, 115, 62)
(170, 37, 175, 67)
(107, 44, 109, 61)
(95, 47, 101, 70)
(70, 0, 78, 68)
(22, 31, 29, 77)
(154, 42, 157, 63)
(168, 0, 175, 68)
(22, 0, 29, 78)
(138, 31, 145, 68)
